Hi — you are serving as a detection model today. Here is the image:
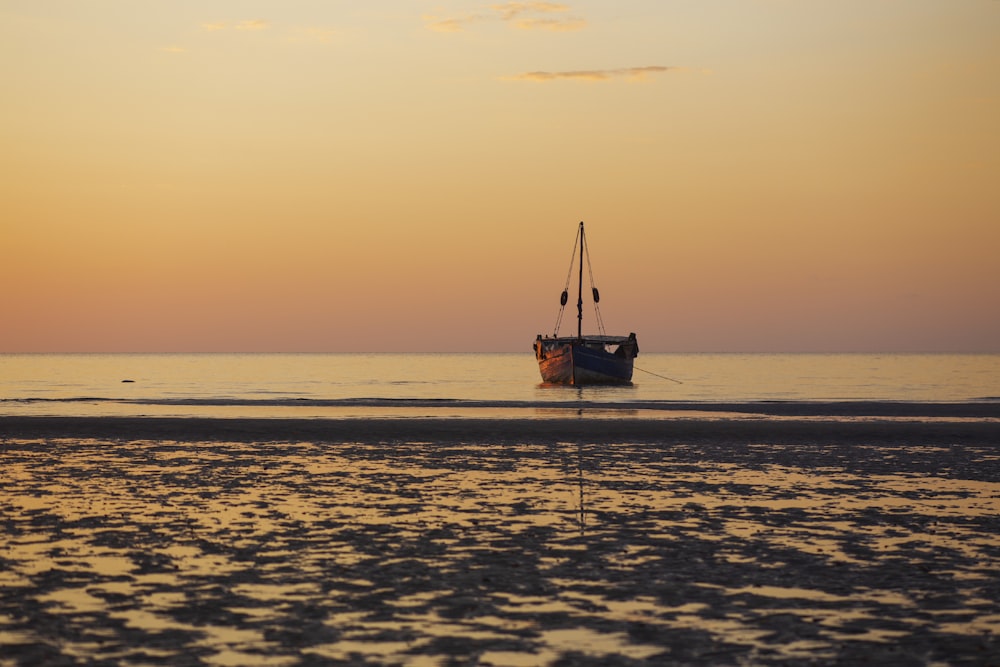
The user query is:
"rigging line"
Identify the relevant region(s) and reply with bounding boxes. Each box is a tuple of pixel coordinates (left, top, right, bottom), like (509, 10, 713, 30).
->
(633, 366, 684, 384)
(582, 228, 607, 336)
(593, 301, 607, 336)
(554, 227, 582, 336)
(584, 234, 597, 291)
(563, 227, 580, 292)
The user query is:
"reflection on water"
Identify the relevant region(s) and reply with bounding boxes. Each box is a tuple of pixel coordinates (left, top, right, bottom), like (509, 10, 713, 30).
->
(1, 437, 998, 665)
(3, 353, 999, 407)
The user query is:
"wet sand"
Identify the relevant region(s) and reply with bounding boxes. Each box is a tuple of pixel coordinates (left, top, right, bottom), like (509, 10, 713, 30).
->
(2, 413, 999, 665)
(2, 411, 999, 445)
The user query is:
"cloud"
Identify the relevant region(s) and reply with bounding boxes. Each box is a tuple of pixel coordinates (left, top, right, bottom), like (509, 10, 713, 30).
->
(513, 17, 586, 31)
(426, 2, 582, 32)
(423, 14, 485, 33)
(200, 19, 270, 32)
(235, 20, 269, 31)
(491, 2, 570, 20)
(291, 27, 340, 43)
(504, 66, 678, 82)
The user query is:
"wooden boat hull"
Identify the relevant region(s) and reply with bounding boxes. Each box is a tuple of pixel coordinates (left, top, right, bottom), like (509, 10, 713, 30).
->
(534, 335, 637, 385)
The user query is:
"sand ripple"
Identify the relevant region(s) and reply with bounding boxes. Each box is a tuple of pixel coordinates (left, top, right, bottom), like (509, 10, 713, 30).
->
(2, 435, 999, 665)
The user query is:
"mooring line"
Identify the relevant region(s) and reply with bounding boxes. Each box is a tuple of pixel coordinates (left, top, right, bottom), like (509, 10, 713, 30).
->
(634, 366, 684, 384)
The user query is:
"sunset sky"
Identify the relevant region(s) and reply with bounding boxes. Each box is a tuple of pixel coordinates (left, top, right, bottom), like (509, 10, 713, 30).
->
(2, 1, 998, 352)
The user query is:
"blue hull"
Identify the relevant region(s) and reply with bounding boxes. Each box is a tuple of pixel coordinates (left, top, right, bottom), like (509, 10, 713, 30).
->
(535, 339, 635, 385)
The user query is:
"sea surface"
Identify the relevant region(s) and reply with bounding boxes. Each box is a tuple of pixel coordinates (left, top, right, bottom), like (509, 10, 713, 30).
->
(2, 353, 998, 419)
(3, 353, 1000, 665)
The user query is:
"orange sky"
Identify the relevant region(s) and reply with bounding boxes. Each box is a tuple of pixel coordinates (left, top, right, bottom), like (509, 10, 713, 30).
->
(2, 1, 998, 352)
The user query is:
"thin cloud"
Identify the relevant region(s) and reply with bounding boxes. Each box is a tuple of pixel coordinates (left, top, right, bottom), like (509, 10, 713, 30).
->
(290, 27, 340, 43)
(423, 14, 485, 33)
(491, 2, 570, 20)
(235, 20, 269, 31)
(427, 2, 582, 32)
(513, 17, 586, 31)
(504, 66, 678, 82)
(200, 20, 270, 32)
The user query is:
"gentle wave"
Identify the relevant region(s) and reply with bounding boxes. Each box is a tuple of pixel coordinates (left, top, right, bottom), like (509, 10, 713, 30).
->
(3, 396, 1000, 418)
(4, 353, 1000, 404)
(3, 413, 999, 445)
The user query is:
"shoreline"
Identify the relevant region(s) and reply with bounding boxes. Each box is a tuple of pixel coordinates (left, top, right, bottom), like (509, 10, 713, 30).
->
(6, 397, 1000, 417)
(3, 414, 999, 445)
(3, 419, 999, 665)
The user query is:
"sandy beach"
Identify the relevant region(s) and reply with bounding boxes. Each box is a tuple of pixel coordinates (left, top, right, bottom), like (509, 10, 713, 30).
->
(2, 411, 999, 665)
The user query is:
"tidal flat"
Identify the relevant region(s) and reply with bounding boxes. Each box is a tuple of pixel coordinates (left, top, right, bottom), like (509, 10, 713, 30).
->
(1, 419, 999, 665)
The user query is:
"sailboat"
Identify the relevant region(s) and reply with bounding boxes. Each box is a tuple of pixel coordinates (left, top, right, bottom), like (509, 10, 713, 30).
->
(533, 222, 639, 385)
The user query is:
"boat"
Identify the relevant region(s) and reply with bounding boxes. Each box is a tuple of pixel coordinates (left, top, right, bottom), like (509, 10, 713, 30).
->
(533, 222, 639, 385)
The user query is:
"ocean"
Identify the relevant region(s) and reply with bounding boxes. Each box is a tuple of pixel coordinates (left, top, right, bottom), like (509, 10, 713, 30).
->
(2, 353, 999, 665)
(2, 352, 998, 419)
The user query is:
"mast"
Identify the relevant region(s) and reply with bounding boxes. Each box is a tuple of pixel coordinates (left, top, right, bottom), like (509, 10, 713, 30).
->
(577, 221, 584, 339)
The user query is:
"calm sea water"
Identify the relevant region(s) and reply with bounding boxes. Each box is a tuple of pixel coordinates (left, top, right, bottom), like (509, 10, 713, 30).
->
(2, 353, 998, 419)
(3, 355, 1000, 664)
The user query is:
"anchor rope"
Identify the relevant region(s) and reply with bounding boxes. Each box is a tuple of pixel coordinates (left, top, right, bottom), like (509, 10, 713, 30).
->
(633, 366, 684, 384)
